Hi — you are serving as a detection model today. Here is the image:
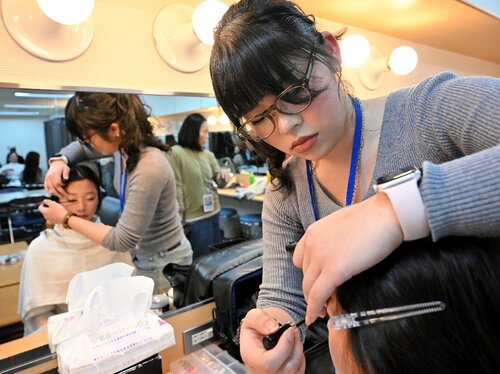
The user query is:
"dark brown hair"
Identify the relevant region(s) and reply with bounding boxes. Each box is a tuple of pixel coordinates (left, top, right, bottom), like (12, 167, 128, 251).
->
(65, 92, 169, 173)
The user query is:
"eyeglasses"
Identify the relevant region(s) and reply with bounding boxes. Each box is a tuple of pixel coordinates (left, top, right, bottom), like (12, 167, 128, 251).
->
(330, 301, 445, 330)
(78, 131, 96, 146)
(238, 52, 316, 141)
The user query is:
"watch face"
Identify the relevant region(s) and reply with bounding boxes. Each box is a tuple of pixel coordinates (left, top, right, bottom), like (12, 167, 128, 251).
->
(376, 166, 419, 185)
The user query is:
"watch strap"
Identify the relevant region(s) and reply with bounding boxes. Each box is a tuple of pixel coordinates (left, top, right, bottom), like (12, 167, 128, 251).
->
(378, 176, 430, 241)
(63, 212, 76, 229)
(48, 154, 69, 165)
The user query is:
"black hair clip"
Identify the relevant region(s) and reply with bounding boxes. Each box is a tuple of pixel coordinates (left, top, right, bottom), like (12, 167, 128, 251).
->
(75, 94, 92, 113)
(285, 241, 298, 254)
(263, 319, 305, 350)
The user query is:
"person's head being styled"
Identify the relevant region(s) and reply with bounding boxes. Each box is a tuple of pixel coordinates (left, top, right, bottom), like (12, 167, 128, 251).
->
(58, 165, 102, 221)
(210, 0, 350, 191)
(178, 113, 209, 152)
(327, 236, 500, 374)
(64, 92, 169, 172)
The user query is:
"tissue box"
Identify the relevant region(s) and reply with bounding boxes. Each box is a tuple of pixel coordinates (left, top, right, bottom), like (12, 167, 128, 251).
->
(56, 313, 175, 374)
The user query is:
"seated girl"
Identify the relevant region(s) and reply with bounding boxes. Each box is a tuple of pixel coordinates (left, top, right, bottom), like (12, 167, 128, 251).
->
(18, 165, 131, 336)
(327, 236, 499, 373)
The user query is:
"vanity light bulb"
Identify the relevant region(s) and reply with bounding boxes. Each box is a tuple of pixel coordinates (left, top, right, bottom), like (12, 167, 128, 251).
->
(207, 115, 217, 126)
(192, 0, 229, 46)
(36, 0, 94, 25)
(340, 34, 371, 68)
(388, 46, 418, 75)
(219, 113, 230, 125)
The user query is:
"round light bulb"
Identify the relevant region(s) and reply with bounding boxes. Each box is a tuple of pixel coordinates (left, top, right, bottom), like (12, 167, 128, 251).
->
(219, 113, 230, 125)
(207, 115, 217, 126)
(36, 0, 94, 25)
(192, 0, 229, 46)
(389, 46, 418, 75)
(339, 34, 371, 68)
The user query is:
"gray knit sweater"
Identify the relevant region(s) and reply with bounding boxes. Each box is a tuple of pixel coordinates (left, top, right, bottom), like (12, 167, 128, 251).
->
(58, 143, 185, 261)
(257, 72, 500, 321)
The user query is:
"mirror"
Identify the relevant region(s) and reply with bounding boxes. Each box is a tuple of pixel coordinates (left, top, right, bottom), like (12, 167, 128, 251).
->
(0, 87, 243, 347)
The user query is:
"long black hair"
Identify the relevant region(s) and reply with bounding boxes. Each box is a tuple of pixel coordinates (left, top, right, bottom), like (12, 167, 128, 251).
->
(65, 92, 169, 173)
(336, 236, 500, 373)
(210, 0, 345, 193)
(177, 113, 206, 152)
(22, 151, 41, 183)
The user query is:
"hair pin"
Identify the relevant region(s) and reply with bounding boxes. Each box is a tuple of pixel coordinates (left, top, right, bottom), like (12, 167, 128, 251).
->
(330, 301, 445, 330)
(285, 241, 298, 254)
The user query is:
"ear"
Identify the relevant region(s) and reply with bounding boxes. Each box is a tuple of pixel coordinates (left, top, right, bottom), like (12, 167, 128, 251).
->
(322, 31, 342, 64)
(109, 122, 121, 138)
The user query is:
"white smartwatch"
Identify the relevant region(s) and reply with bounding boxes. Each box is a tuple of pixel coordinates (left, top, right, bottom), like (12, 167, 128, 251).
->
(48, 153, 69, 165)
(373, 166, 430, 241)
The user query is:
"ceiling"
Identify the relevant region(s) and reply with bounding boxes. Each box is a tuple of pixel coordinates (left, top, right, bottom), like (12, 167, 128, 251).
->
(296, 0, 500, 64)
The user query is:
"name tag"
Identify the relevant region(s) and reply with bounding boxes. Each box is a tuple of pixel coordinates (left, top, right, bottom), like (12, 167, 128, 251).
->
(203, 193, 214, 213)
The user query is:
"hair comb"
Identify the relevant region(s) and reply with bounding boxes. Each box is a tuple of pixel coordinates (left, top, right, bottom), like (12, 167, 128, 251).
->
(330, 300, 445, 330)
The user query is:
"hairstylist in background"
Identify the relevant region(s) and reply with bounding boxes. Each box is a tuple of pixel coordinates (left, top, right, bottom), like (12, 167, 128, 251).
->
(41, 93, 192, 293)
(210, 0, 500, 372)
(168, 113, 230, 258)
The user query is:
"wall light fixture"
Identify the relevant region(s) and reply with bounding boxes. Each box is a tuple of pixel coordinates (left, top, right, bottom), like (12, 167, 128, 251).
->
(153, 0, 229, 73)
(358, 45, 418, 90)
(1, 0, 95, 61)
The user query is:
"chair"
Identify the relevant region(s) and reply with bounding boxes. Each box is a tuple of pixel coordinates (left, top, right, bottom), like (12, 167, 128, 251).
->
(7, 196, 46, 244)
(97, 196, 122, 226)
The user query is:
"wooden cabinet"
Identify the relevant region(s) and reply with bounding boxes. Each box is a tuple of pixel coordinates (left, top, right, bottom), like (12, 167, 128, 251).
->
(0, 242, 27, 328)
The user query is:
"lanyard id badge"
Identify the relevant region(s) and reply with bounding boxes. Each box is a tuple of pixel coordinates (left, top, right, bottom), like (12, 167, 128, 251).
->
(203, 192, 214, 213)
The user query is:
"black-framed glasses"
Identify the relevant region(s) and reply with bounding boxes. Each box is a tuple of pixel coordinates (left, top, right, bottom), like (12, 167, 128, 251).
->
(238, 52, 316, 141)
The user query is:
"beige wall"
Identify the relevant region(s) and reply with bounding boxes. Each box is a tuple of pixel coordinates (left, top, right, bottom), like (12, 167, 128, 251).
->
(315, 17, 500, 99)
(0, 0, 499, 97)
(0, 0, 214, 95)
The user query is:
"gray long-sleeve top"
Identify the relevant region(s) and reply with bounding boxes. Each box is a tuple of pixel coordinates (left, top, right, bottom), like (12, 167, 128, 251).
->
(257, 72, 500, 322)
(58, 144, 185, 261)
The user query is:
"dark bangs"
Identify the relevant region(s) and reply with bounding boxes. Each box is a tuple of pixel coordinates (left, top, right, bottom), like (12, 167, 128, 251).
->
(210, 0, 329, 128)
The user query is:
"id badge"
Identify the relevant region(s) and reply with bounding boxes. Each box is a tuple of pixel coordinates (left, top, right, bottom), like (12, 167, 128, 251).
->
(203, 193, 214, 213)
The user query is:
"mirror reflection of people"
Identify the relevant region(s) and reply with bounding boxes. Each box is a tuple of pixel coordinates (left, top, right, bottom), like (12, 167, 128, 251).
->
(210, 0, 499, 372)
(41, 93, 192, 294)
(19, 165, 132, 336)
(22, 151, 44, 185)
(167, 113, 231, 258)
(6, 147, 25, 164)
(328, 236, 500, 374)
(0, 151, 25, 186)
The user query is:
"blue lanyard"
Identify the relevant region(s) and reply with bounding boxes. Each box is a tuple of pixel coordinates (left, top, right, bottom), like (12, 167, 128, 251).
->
(119, 154, 128, 213)
(306, 97, 363, 220)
